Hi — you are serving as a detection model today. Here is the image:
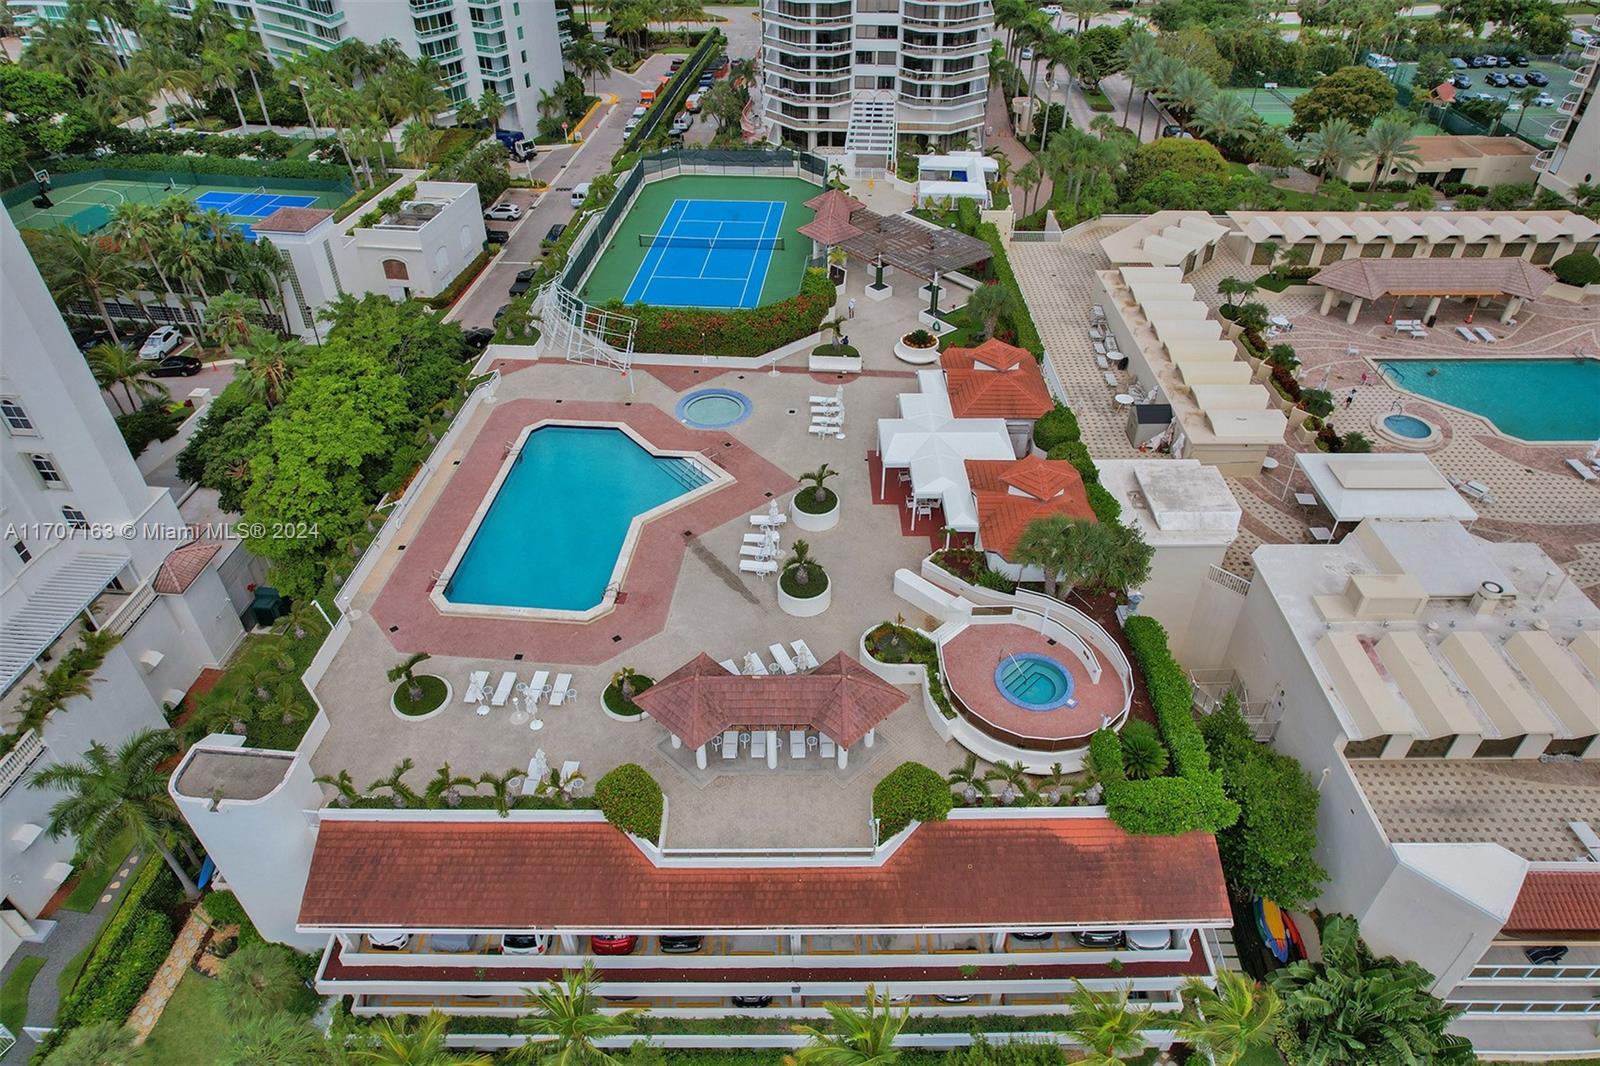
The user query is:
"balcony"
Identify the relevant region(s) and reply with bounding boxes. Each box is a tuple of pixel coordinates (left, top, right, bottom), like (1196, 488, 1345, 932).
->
(1559, 91, 1582, 115)
(899, 65, 985, 86)
(1546, 116, 1570, 142)
(1572, 64, 1594, 89)
(764, 5, 852, 29)
(256, 0, 345, 24)
(1464, 945, 1600, 984)
(0, 731, 45, 799)
(766, 81, 852, 106)
(901, 35, 990, 59)
(762, 31, 852, 54)
(1533, 149, 1553, 172)
(902, 9, 991, 31)
(415, 20, 459, 41)
(1585, 41, 1600, 60)
(410, 0, 453, 11)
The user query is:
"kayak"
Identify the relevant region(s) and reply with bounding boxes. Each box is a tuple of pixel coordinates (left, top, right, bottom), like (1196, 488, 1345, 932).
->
(1284, 910, 1307, 961)
(1255, 897, 1291, 964)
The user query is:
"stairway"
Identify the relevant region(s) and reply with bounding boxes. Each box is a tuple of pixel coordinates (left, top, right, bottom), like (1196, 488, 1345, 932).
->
(844, 93, 897, 167)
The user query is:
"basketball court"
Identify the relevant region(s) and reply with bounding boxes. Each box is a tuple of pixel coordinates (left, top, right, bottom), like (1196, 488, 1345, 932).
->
(623, 199, 786, 309)
(7, 174, 339, 239)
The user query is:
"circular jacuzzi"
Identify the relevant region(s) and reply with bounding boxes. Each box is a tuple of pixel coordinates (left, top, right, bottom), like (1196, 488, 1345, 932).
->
(1372, 410, 1444, 449)
(676, 388, 752, 429)
(995, 653, 1077, 712)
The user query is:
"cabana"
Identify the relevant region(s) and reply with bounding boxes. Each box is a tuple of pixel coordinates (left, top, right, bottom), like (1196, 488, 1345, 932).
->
(877, 370, 1015, 531)
(1311, 256, 1556, 325)
(914, 152, 998, 208)
(1291, 453, 1478, 536)
(634, 652, 907, 769)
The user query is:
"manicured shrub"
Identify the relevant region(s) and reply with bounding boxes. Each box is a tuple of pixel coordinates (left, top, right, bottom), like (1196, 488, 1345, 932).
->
(76, 912, 174, 1026)
(1033, 404, 1082, 451)
(1553, 252, 1600, 287)
(621, 268, 835, 357)
(1085, 481, 1122, 525)
(1105, 771, 1238, 835)
(864, 623, 954, 719)
(975, 223, 1043, 361)
(1046, 440, 1098, 483)
(1088, 728, 1126, 783)
(873, 761, 954, 838)
(594, 763, 664, 843)
(1119, 719, 1169, 779)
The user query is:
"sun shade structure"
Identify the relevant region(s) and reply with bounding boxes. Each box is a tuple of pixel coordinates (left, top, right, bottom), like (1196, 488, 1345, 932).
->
(836, 210, 993, 279)
(633, 651, 907, 751)
(1293, 454, 1478, 525)
(878, 370, 1016, 531)
(797, 188, 865, 246)
(1099, 211, 1228, 271)
(1310, 257, 1557, 302)
(0, 552, 130, 694)
(1505, 870, 1600, 935)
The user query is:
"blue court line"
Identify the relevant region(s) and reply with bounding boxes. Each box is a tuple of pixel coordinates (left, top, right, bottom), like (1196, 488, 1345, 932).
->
(739, 202, 783, 307)
(623, 198, 783, 309)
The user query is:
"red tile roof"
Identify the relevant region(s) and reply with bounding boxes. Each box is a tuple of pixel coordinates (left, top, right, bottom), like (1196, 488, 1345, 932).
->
(631, 652, 905, 750)
(1505, 869, 1600, 934)
(798, 189, 865, 246)
(939, 340, 1052, 421)
(253, 206, 334, 234)
(297, 817, 1231, 931)
(1311, 256, 1556, 301)
(153, 541, 223, 594)
(966, 456, 1096, 559)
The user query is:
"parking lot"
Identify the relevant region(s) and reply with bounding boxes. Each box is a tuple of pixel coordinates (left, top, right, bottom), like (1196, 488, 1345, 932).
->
(1393, 56, 1582, 144)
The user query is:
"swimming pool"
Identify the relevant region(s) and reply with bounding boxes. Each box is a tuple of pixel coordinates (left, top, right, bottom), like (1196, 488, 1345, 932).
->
(1383, 414, 1433, 439)
(676, 388, 752, 429)
(1377, 358, 1600, 442)
(995, 654, 1077, 712)
(441, 425, 714, 614)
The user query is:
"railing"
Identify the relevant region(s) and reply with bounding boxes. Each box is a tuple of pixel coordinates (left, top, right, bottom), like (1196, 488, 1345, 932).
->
(1585, 40, 1600, 60)
(1206, 564, 1252, 596)
(0, 731, 46, 798)
(105, 579, 158, 635)
(1533, 149, 1554, 172)
(1559, 91, 1582, 115)
(1573, 65, 1594, 89)
(901, 37, 990, 59)
(1448, 998, 1600, 1016)
(766, 83, 852, 105)
(764, 6, 853, 27)
(1466, 962, 1600, 982)
(409, 0, 453, 10)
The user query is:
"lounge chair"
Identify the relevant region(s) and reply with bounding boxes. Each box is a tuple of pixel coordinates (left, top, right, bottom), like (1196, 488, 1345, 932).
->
(1455, 326, 1478, 342)
(721, 730, 740, 759)
(770, 643, 798, 674)
(740, 559, 779, 577)
(463, 670, 490, 703)
(1104, 371, 1118, 387)
(750, 730, 767, 760)
(743, 652, 769, 676)
(818, 733, 837, 759)
(1567, 458, 1598, 482)
(744, 532, 779, 546)
(740, 543, 777, 559)
(719, 658, 741, 675)
(812, 414, 843, 428)
(1095, 354, 1109, 370)
(525, 670, 551, 705)
(490, 671, 517, 706)
(1474, 326, 1497, 343)
(808, 423, 844, 438)
(549, 673, 574, 706)
(811, 403, 844, 416)
(750, 513, 786, 527)
(809, 394, 843, 407)
(791, 640, 819, 671)
(790, 730, 808, 760)
(1092, 340, 1106, 355)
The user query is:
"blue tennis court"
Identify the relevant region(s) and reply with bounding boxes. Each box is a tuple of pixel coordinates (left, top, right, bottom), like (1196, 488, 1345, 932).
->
(623, 199, 785, 309)
(194, 190, 319, 240)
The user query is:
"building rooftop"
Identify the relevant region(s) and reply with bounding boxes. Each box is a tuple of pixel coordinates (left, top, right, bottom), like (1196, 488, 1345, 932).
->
(1409, 134, 1539, 162)
(253, 206, 333, 234)
(966, 455, 1096, 558)
(173, 748, 296, 802)
(297, 815, 1232, 931)
(1311, 256, 1557, 301)
(153, 540, 223, 595)
(1095, 459, 1240, 548)
(1505, 867, 1600, 934)
(940, 339, 1053, 421)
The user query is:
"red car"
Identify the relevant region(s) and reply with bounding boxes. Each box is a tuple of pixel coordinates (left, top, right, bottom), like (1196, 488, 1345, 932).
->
(590, 933, 638, 955)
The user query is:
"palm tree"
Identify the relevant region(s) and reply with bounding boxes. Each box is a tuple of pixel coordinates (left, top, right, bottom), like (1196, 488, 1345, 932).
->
(791, 985, 908, 1065)
(567, 37, 612, 95)
(1014, 158, 1043, 215)
(784, 539, 823, 589)
(401, 120, 442, 167)
(1010, 515, 1097, 600)
(219, 941, 305, 1021)
(217, 1012, 328, 1066)
(1298, 116, 1362, 179)
(1194, 92, 1257, 148)
(1177, 971, 1282, 1066)
(946, 753, 992, 805)
(315, 769, 363, 807)
(238, 331, 299, 407)
(964, 279, 1014, 338)
(477, 768, 527, 817)
(984, 760, 1034, 805)
(111, 202, 179, 307)
(368, 757, 420, 809)
(798, 463, 839, 506)
(227, 27, 274, 127)
(274, 52, 324, 135)
(1116, 31, 1156, 130)
(200, 31, 251, 129)
(1217, 275, 1255, 311)
(158, 221, 217, 302)
(1360, 114, 1422, 193)
(18, 16, 117, 89)
(1163, 67, 1216, 122)
(395, 55, 449, 128)
(347, 1011, 491, 1065)
(41, 1021, 150, 1066)
(984, 146, 1013, 190)
(87, 342, 168, 414)
(35, 227, 140, 342)
(513, 962, 643, 1064)
(1067, 0, 1107, 31)
(1064, 981, 1149, 1064)
(30, 727, 200, 898)
(387, 652, 433, 704)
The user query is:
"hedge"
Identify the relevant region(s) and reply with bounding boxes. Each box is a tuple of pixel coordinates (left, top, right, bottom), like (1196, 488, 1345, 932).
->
(1088, 728, 1126, 782)
(1033, 404, 1081, 451)
(865, 622, 955, 719)
(872, 761, 954, 838)
(1098, 616, 1239, 836)
(1553, 251, 1600, 287)
(975, 222, 1043, 361)
(75, 912, 173, 1026)
(49, 152, 347, 182)
(200, 889, 262, 946)
(420, 249, 492, 310)
(622, 267, 835, 357)
(1085, 481, 1122, 525)
(595, 763, 664, 843)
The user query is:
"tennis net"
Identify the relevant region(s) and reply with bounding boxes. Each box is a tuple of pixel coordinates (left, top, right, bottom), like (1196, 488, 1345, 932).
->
(1265, 85, 1297, 108)
(638, 233, 785, 250)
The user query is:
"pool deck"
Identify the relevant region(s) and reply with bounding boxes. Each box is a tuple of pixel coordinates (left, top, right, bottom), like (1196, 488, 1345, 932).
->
(941, 623, 1125, 743)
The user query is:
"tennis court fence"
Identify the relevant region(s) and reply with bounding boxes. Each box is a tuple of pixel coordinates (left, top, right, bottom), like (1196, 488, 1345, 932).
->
(2, 167, 349, 210)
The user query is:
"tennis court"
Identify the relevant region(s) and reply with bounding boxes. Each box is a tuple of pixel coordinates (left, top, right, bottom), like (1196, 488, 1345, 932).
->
(579, 175, 816, 309)
(6, 173, 346, 238)
(1222, 85, 1309, 128)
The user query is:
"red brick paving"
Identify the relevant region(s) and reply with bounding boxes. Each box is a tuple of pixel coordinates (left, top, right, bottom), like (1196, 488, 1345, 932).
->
(368, 400, 795, 664)
(941, 623, 1126, 743)
(866, 449, 973, 552)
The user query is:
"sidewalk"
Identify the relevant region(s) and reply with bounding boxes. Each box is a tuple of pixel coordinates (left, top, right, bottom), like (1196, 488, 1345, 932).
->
(984, 84, 1053, 209)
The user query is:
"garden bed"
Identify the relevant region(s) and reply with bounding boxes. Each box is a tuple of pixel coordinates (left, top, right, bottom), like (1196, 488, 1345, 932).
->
(391, 675, 449, 718)
(603, 676, 655, 718)
(793, 487, 838, 515)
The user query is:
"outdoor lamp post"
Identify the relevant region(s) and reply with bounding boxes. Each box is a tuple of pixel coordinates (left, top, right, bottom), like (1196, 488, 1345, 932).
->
(873, 253, 885, 289)
(927, 269, 941, 315)
(1251, 71, 1265, 109)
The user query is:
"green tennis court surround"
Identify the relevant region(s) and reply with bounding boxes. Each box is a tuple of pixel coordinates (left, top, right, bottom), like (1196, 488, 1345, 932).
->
(6, 169, 349, 237)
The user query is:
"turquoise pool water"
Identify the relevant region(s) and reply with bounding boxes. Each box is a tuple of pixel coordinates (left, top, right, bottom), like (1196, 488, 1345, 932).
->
(1383, 414, 1433, 440)
(444, 426, 710, 611)
(1376, 359, 1600, 441)
(995, 654, 1076, 711)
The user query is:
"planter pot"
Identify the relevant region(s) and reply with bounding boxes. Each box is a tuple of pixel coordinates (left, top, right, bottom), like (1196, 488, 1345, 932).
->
(865, 282, 893, 302)
(894, 335, 941, 365)
(791, 491, 840, 532)
(1293, 421, 1320, 447)
(779, 575, 832, 617)
(390, 676, 452, 722)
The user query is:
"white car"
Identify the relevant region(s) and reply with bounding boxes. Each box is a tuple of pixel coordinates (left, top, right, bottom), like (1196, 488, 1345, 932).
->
(1020, 47, 1034, 60)
(1534, 92, 1556, 107)
(138, 325, 183, 360)
(500, 933, 551, 955)
(484, 201, 522, 221)
(670, 114, 693, 136)
(570, 181, 592, 207)
(685, 93, 703, 113)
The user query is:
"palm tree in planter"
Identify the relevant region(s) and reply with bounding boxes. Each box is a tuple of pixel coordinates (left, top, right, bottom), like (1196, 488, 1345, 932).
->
(1039, 762, 1073, 805)
(387, 652, 444, 716)
(1217, 275, 1255, 314)
(605, 666, 654, 717)
(791, 985, 909, 1064)
(30, 727, 201, 899)
(1063, 980, 1151, 1064)
(348, 1011, 490, 1065)
(477, 768, 528, 817)
(794, 463, 840, 526)
(818, 314, 850, 355)
(947, 753, 992, 806)
(424, 763, 476, 808)
(984, 760, 1035, 805)
(513, 962, 644, 1063)
(314, 769, 362, 807)
(780, 540, 830, 613)
(368, 758, 421, 808)
(1177, 970, 1282, 1066)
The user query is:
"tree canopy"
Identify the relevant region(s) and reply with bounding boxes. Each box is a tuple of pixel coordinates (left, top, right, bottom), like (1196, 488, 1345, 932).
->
(1287, 66, 1398, 138)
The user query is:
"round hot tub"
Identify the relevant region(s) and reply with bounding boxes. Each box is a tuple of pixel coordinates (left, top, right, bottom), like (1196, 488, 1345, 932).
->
(995, 653, 1077, 712)
(676, 388, 752, 430)
(1372, 410, 1444, 449)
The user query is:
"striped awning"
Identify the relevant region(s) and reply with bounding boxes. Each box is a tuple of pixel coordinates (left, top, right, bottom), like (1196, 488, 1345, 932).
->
(0, 552, 131, 694)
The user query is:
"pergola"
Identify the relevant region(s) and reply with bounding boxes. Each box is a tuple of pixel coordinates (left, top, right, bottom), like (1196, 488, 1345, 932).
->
(796, 189, 992, 298)
(632, 652, 907, 769)
(1311, 257, 1556, 325)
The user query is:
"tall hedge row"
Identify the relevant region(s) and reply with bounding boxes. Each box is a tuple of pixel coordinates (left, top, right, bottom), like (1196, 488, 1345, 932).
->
(975, 222, 1044, 361)
(623, 267, 836, 357)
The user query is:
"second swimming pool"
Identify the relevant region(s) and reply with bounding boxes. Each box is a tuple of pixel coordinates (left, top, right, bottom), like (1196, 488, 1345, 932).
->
(1377, 358, 1600, 442)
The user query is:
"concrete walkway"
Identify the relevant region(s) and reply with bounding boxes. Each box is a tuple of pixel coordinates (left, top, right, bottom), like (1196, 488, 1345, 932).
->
(128, 911, 208, 1043)
(985, 84, 1053, 210)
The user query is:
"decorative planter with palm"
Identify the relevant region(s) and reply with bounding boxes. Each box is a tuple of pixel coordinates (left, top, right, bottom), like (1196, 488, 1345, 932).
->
(791, 463, 841, 532)
(603, 666, 654, 722)
(812, 314, 858, 360)
(894, 327, 941, 365)
(777, 540, 831, 617)
(388, 652, 451, 720)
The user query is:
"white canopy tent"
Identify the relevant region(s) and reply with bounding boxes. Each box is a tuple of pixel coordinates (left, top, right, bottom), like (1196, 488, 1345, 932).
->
(877, 370, 1015, 532)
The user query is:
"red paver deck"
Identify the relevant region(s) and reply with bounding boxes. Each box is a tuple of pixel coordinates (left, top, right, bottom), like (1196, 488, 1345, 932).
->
(368, 399, 795, 663)
(941, 623, 1126, 744)
(865, 449, 974, 552)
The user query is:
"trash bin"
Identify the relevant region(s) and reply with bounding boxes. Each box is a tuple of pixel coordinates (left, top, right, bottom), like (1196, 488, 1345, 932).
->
(250, 586, 284, 627)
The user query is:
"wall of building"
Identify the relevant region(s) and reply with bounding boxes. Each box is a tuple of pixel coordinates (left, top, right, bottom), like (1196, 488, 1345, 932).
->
(1360, 847, 1514, 995)
(350, 185, 487, 300)
(1141, 545, 1240, 670)
(1338, 147, 1537, 188)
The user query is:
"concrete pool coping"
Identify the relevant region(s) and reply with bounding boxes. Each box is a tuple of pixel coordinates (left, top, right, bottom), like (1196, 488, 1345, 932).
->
(1370, 354, 1600, 447)
(428, 419, 734, 624)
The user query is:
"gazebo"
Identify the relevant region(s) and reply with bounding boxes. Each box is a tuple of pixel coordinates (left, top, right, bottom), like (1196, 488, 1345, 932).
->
(797, 189, 993, 308)
(633, 652, 908, 769)
(1311, 257, 1556, 325)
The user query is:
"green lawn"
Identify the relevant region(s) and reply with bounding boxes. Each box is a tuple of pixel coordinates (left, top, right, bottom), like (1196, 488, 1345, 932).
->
(0, 955, 45, 1033)
(142, 969, 226, 1066)
(59, 829, 136, 913)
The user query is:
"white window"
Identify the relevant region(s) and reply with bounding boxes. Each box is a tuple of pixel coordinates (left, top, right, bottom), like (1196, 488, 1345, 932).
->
(61, 506, 88, 530)
(29, 453, 65, 487)
(12, 540, 31, 564)
(1, 398, 34, 434)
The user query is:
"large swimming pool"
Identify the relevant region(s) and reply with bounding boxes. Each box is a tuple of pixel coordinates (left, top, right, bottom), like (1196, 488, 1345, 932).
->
(1376, 358, 1600, 442)
(443, 425, 711, 613)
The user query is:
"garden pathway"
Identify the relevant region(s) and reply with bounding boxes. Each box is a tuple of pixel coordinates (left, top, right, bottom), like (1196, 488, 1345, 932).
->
(128, 911, 208, 1043)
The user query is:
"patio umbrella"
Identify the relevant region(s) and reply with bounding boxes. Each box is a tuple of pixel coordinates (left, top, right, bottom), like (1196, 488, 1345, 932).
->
(529, 749, 547, 788)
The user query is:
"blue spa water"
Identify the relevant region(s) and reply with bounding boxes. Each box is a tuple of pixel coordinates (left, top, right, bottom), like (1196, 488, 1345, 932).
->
(1383, 414, 1434, 440)
(1376, 358, 1600, 442)
(995, 654, 1076, 712)
(443, 426, 709, 611)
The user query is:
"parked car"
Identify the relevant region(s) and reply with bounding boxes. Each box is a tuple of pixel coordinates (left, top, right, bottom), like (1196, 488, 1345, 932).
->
(623, 107, 646, 134)
(731, 995, 773, 1008)
(1010, 930, 1054, 942)
(670, 57, 685, 72)
(1509, 73, 1527, 87)
(429, 933, 477, 952)
(685, 92, 703, 113)
(710, 56, 729, 76)
(493, 304, 510, 325)
(1487, 71, 1509, 87)
(485, 201, 522, 221)
(697, 72, 714, 89)
(1490, 54, 1509, 66)
(935, 993, 976, 1003)
(1512, 53, 1530, 66)
(1449, 56, 1468, 70)
(366, 931, 412, 951)
(1072, 930, 1125, 948)
(1451, 73, 1472, 89)
(670, 114, 693, 136)
(1124, 928, 1172, 951)
(485, 225, 512, 244)
(138, 325, 184, 360)
(1469, 54, 1489, 67)
(591, 933, 638, 954)
(543, 222, 566, 244)
(462, 326, 495, 352)
(147, 354, 202, 377)
(1020, 47, 1034, 60)
(571, 181, 592, 207)
(500, 933, 551, 955)
(1534, 91, 1556, 106)
(659, 935, 704, 954)
(509, 268, 536, 296)
(1527, 71, 1549, 86)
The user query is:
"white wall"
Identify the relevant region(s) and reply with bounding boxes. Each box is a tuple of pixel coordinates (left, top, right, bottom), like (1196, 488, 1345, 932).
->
(351, 184, 487, 300)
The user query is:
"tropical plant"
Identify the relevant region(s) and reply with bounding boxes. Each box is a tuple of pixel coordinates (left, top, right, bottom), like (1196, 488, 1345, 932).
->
(790, 985, 909, 1065)
(216, 1010, 329, 1066)
(30, 727, 200, 898)
(1119, 720, 1169, 780)
(1217, 275, 1254, 311)
(34, 226, 142, 342)
(477, 768, 527, 817)
(610, 666, 643, 700)
(40, 1022, 149, 1066)
(964, 281, 1014, 339)
(984, 760, 1034, 805)
(386, 652, 433, 703)
(87, 342, 169, 415)
(315, 769, 362, 807)
(512, 962, 643, 1065)
(347, 1010, 492, 1065)
(1011, 515, 1151, 600)
(1194, 92, 1259, 147)
(1038, 762, 1073, 805)
(368, 757, 420, 809)
(1298, 116, 1363, 179)
(784, 539, 823, 588)
(239, 330, 303, 408)
(1360, 114, 1422, 192)
(820, 314, 848, 346)
(218, 941, 306, 1021)
(1177, 970, 1282, 1066)
(947, 752, 992, 805)
(799, 463, 839, 506)
(1063, 980, 1149, 1064)
(424, 763, 476, 808)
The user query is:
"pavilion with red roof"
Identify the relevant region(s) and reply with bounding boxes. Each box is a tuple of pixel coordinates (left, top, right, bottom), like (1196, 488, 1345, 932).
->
(939, 338, 1053, 457)
(965, 454, 1097, 577)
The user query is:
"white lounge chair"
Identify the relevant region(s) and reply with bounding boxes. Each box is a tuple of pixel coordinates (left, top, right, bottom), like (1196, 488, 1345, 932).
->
(809, 395, 843, 407)
(1104, 371, 1118, 387)
(1095, 354, 1109, 370)
(740, 543, 778, 559)
(791, 640, 819, 671)
(790, 730, 808, 760)
(770, 643, 798, 675)
(549, 673, 574, 706)
(750, 730, 767, 761)
(525, 670, 551, 705)
(463, 670, 490, 703)
(1455, 326, 1478, 342)
(1092, 340, 1106, 355)
(743, 652, 769, 676)
(721, 730, 740, 759)
(811, 403, 843, 416)
(1474, 326, 1497, 343)
(1567, 458, 1598, 482)
(719, 658, 741, 675)
(812, 414, 843, 428)
(750, 513, 786, 528)
(740, 559, 779, 577)
(808, 423, 844, 439)
(490, 672, 517, 706)
(818, 733, 837, 759)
